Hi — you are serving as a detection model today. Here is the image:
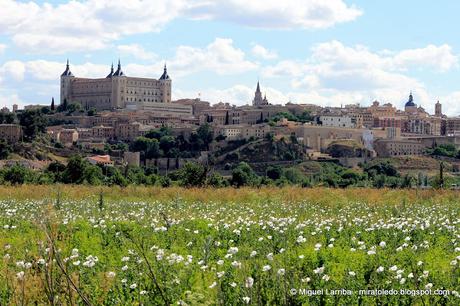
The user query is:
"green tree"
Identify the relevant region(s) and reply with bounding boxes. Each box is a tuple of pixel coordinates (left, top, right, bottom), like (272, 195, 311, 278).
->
(266, 166, 282, 180)
(2, 112, 16, 124)
(57, 98, 68, 112)
(179, 162, 208, 187)
(0, 140, 12, 159)
(283, 167, 304, 184)
(18, 109, 48, 140)
(46, 161, 66, 182)
(365, 161, 399, 178)
(144, 126, 172, 140)
(427, 144, 457, 157)
(160, 135, 176, 157)
(3, 164, 35, 185)
(87, 107, 97, 116)
(131, 137, 161, 159)
(82, 164, 104, 185)
(126, 166, 149, 185)
(207, 172, 228, 187)
(231, 162, 259, 187)
(102, 166, 128, 187)
(61, 155, 87, 184)
(197, 123, 214, 151)
(66, 102, 82, 114)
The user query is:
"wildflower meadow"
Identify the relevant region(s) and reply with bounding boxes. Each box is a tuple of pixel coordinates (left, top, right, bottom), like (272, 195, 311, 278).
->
(0, 186, 459, 305)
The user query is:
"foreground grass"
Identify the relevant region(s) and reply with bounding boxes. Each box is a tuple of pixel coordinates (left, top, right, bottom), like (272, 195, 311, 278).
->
(0, 186, 459, 305)
(0, 185, 458, 204)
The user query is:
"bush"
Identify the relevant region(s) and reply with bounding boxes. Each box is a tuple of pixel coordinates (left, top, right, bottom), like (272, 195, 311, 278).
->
(207, 172, 228, 187)
(178, 162, 207, 187)
(231, 162, 259, 187)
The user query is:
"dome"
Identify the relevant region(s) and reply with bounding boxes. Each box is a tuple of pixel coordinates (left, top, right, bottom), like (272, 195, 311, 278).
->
(405, 92, 416, 107)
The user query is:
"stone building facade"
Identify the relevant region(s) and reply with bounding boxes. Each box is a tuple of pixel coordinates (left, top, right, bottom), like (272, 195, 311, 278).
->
(60, 60, 171, 111)
(0, 124, 22, 143)
(374, 139, 424, 157)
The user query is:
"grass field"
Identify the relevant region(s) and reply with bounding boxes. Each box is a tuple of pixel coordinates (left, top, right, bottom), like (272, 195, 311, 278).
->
(0, 186, 459, 305)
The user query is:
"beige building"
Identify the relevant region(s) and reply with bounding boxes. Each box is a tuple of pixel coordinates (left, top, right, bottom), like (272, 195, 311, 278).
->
(374, 138, 424, 157)
(368, 100, 397, 118)
(59, 129, 79, 146)
(173, 99, 210, 115)
(404, 116, 442, 136)
(303, 125, 373, 152)
(216, 124, 271, 140)
(60, 60, 171, 111)
(116, 122, 141, 141)
(126, 101, 192, 116)
(319, 114, 355, 128)
(86, 155, 114, 166)
(92, 126, 114, 139)
(446, 117, 460, 135)
(0, 124, 22, 143)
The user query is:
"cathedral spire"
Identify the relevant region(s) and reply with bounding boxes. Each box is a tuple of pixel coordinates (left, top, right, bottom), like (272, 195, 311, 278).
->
(253, 80, 265, 106)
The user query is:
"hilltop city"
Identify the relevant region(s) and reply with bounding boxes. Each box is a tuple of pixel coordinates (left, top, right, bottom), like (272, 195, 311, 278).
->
(0, 60, 459, 188)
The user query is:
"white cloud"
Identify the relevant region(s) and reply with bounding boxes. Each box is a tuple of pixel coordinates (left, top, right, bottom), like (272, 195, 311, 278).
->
(0, 44, 6, 54)
(117, 44, 157, 61)
(0, 0, 187, 53)
(170, 38, 258, 76)
(187, 0, 362, 29)
(0, 0, 362, 53)
(0, 38, 256, 86)
(392, 44, 458, 72)
(0, 60, 110, 82)
(0, 61, 26, 81)
(174, 84, 377, 108)
(262, 41, 458, 110)
(251, 44, 278, 60)
(439, 92, 460, 116)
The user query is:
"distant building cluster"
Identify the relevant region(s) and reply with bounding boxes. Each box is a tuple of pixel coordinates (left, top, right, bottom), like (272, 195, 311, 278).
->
(3, 59, 460, 163)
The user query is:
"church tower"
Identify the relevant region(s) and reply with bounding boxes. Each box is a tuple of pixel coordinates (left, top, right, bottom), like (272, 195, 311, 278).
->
(435, 100, 442, 117)
(111, 59, 127, 109)
(60, 59, 74, 105)
(252, 81, 268, 106)
(159, 64, 172, 103)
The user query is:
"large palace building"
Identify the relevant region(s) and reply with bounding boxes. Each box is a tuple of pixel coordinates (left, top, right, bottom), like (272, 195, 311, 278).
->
(60, 60, 172, 111)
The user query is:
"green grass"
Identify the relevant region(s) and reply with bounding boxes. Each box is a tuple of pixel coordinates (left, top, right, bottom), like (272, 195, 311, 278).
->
(0, 187, 459, 305)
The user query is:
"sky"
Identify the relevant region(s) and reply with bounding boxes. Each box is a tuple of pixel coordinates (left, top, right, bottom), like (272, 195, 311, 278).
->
(1, 0, 460, 115)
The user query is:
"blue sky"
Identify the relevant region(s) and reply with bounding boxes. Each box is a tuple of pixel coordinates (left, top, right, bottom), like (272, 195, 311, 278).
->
(1, 0, 460, 115)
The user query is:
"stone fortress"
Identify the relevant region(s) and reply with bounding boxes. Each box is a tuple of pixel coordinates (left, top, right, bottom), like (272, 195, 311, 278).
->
(60, 60, 172, 111)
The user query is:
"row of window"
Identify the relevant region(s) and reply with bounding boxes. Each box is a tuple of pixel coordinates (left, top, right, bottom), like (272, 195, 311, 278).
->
(123, 90, 162, 95)
(126, 97, 161, 102)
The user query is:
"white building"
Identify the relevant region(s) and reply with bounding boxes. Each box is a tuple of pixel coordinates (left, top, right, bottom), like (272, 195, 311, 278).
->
(319, 115, 354, 128)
